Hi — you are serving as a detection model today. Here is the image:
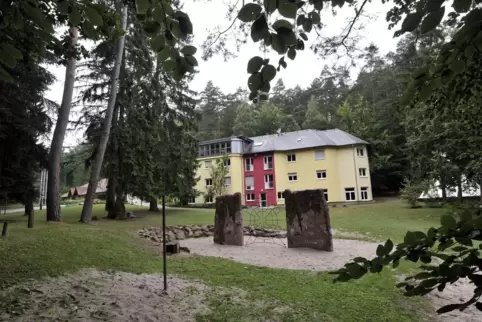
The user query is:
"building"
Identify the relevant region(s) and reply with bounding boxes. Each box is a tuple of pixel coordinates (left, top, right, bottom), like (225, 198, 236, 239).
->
(192, 129, 372, 206)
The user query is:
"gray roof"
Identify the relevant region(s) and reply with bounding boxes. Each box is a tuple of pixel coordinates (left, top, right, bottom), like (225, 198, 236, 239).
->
(244, 129, 368, 154)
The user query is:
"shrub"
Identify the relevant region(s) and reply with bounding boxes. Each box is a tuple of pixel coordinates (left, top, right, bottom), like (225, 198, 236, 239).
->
(400, 178, 430, 208)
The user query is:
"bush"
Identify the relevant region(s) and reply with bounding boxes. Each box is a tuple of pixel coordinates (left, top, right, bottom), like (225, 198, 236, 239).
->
(93, 199, 105, 205)
(400, 178, 430, 208)
(60, 199, 79, 206)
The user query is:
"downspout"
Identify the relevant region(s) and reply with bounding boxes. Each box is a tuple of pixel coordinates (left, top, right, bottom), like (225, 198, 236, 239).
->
(352, 144, 360, 201)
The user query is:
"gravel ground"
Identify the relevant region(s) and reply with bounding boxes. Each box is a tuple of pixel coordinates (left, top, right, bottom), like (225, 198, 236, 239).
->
(180, 237, 379, 271)
(0, 269, 209, 322)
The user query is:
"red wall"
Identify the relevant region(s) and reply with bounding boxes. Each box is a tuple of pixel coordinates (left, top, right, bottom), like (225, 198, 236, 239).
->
(243, 152, 277, 206)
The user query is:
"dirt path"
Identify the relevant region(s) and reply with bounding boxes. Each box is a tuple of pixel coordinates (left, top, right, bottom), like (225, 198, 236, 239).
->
(0, 269, 208, 322)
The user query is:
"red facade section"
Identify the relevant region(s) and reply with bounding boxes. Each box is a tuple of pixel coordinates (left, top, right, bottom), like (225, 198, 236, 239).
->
(243, 153, 277, 207)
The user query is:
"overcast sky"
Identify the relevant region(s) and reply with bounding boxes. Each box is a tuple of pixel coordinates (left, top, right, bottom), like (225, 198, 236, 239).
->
(45, 1, 399, 147)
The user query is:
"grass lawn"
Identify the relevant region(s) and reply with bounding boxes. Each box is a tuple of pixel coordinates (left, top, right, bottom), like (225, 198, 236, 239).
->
(0, 199, 447, 321)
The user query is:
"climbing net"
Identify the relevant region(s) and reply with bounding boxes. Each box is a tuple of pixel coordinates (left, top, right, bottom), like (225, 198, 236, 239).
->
(243, 206, 286, 247)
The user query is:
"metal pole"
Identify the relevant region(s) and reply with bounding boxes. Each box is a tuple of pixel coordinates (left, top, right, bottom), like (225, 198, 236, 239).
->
(162, 195, 167, 291)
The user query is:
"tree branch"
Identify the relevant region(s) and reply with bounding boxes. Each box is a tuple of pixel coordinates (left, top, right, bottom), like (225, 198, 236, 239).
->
(339, 0, 369, 47)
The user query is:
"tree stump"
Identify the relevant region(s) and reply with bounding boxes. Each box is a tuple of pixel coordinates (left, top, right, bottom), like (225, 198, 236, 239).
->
(165, 241, 180, 254)
(213, 193, 244, 246)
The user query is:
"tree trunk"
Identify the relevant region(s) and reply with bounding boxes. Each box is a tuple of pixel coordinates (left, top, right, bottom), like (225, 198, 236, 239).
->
(105, 177, 117, 214)
(25, 196, 34, 228)
(149, 198, 159, 212)
(46, 27, 78, 222)
(80, 6, 128, 223)
(457, 177, 463, 201)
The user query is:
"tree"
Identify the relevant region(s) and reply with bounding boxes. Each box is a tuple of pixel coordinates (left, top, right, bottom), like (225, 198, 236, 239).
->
(232, 103, 258, 137)
(207, 156, 230, 200)
(197, 81, 225, 140)
(302, 95, 333, 130)
(80, 4, 128, 223)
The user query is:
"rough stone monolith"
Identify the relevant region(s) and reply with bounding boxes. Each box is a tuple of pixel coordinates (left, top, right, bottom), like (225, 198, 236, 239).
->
(213, 193, 244, 246)
(284, 189, 333, 251)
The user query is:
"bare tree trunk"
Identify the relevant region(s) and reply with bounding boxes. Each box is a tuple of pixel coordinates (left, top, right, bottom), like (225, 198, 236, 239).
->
(105, 177, 117, 214)
(457, 177, 463, 201)
(149, 198, 159, 212)
(25, 194, 34, 228)
(80, 6, 128, 223)
(46, 27, 78, 222)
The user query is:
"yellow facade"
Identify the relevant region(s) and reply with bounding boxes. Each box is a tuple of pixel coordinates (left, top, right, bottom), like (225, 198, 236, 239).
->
(193, 154, 244, 204)
(274, 145, 372, 204)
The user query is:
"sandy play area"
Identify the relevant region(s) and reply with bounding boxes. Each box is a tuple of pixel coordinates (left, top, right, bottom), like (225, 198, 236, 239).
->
(181, 237, 379, 271)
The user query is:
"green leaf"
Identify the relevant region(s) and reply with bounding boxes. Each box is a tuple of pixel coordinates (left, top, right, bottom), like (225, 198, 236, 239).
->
(464, 44, 476, 59)
(454, 236, 473, 246)
(313, 0, 323, 11)
(309, 11, 321, 24)
(24, 3, 54, 33)
(0, 65, 13, 82)
(259, 93, 269, 101)
(300, 32, 308, 41)
(1, 43, 22, 60)
(376, 245, 386, 257)
(393, 258, 400, 268)
(449, 59, 466, 74)
(278, 0, 297, 19)
(163, 59, 177, 72)
(170, 20, 182, 39)
(345, 263, 366, 279)
(297, 15, 306, 26)
(248, 73, 263, 92)
(419, 84, 433, 101)
(251, 15, 269, 42)
(136, 0, 150, 15)
(303, 18, 313, 32)
(279, 30, 297, 46)
(0, 50, 16, 68)
(85, 6, 103, 26)
(151, 35, 166, 52)
(370, 257, 384, 273)
(404, 231, 417, 245)
(426, 0, 444, 12)
(441, 215, 457, 229)
(152, 5, 165, 22)
(437, 303, 464, 314)
(271, 34, 285, 54)
(332, 0, 345, 8)
(158, 46, 171, 62)
(238, 3, 262, 22)
(353, 257, 368, 263)
(260, 81, 270, 92)
(143, 21, 161, 36)
(58, 1, 70, 15)
(175, 11, 193, 36)
(453, 0, 472, 13)
(249, 91, 257, 101)
(185, 55, 198, 67)
(261, 64, 277, 81)
(82, 21, 96, 39)
(384, 239, 394, 254)
(273, 19, 293, 30)
(181, 45, 197, 56)
(247, 56, 264, 74)
(264, 0, 277, 14)
(401, 12, 424, 33)
(287, 47, 296, 60)
(70, 6, 82, 26)
(420, 6, 444, 34)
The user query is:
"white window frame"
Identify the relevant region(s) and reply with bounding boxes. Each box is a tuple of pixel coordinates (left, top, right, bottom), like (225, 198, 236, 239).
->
(205, 178, 213, 186)
(316, 170, 327, 180)
(288, 172, 297, 182)
(277, 191, 284, 199)
(224, 177, 231, 186)
(287, 154, 296, 162)
(315, 150, 325, 160)
(245, 158, 254, 172)
(345, 188, 356, 201)
(205, 195, 214, 203)
(246, 193, 255, 201)
(356, 147, 365, 157)
(264, 155, 273, 170)
(245, 176, 254, 191)
(361, 187, 369, 200)
(322, 189, 328, 202)
(264, 174, 274, 189)
(204, 160, 212, 168)
(359, 168, 367, 177)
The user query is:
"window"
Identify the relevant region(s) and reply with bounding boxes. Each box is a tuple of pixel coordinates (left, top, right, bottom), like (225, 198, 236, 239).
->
(246, 176, 254, 190)
(345, 188, 356, 201)
(288, 173, 297, 182)
(198, 141, 232, 157)
(204, 160, 212, 168)
(246, 193, 255, 201)
(264, 174, 274, 189)
(205, 178, 212, 186)
(264, 155, 273, 170)
(359, 168, 367, 177)
(224, 177, 231, 186)
(315, 150, 325, 160)
(316, 170, 327, 179)
(205, 195, 214, 203)
(245, 158, 253, 171)
(287, 154, 296, 162)
(277, 191, 284, 199)
(356, 147, 365, 157)
(361, 187, 369, 200)
(188, 196, 196, 204)
(322, 189, 328, 202)
(224, 158, 231, 167)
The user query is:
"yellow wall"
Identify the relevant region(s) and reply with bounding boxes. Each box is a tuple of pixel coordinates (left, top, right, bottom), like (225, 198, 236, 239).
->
(274, 145, 372, 203)
(193, 154, 244, 204)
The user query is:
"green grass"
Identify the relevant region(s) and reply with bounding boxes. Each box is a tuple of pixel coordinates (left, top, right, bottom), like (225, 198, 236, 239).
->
(0, 200, 446, 321)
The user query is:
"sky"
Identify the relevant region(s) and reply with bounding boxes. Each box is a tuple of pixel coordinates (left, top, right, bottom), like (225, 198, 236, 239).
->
(44, 1, 400, 147)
